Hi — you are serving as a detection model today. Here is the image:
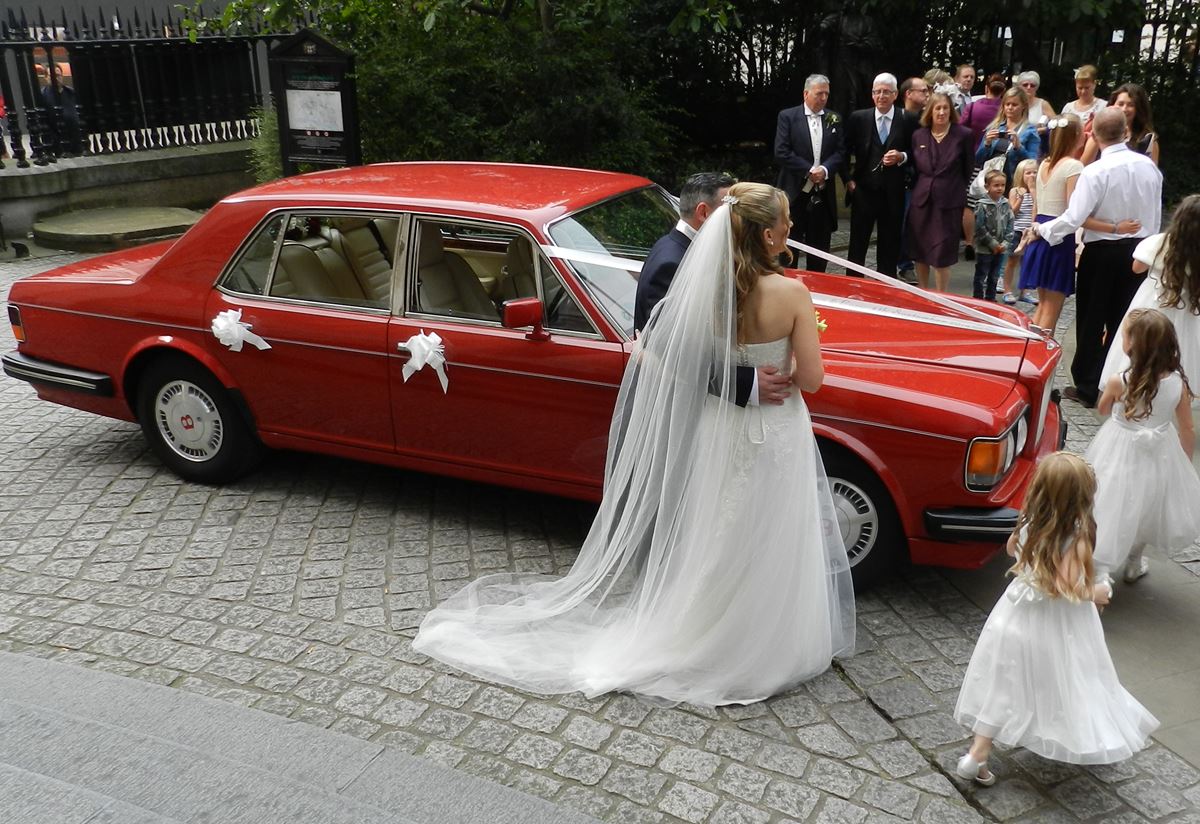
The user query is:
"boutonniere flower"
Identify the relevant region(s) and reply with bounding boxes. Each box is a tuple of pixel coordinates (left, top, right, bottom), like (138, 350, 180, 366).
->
(824, 112, 840, 127)
(815, 310, 828, 335)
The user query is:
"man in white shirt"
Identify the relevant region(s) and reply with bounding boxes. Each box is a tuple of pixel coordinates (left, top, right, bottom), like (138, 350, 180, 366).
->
(1037, 108, 1162, 407)
(775, 74, 845, 272)
(842, 72, 916, 279)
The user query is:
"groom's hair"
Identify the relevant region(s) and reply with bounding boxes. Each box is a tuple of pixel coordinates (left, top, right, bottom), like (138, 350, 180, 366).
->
(679, 172, 738, 218)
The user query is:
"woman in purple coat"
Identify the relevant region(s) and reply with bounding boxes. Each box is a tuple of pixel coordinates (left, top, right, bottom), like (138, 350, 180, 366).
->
(909, 93, 976, 291)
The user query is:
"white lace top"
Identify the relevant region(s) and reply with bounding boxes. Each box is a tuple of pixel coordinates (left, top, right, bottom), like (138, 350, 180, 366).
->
(1036, 158, 1084, 216)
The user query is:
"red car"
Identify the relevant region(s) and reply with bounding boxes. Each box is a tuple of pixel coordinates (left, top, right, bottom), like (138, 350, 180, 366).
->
(4, 162, 1063, 581)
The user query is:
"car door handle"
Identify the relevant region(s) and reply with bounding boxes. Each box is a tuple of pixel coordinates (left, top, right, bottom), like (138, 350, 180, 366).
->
(396, 342, 411, 354)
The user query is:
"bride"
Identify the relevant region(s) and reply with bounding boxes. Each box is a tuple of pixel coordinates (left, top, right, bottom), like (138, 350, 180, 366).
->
(413, 182, 856, 706)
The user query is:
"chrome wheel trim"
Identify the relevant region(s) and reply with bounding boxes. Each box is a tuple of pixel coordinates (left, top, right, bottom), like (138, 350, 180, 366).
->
(830, 477, 879, 566)
(153, 379, 224, 463)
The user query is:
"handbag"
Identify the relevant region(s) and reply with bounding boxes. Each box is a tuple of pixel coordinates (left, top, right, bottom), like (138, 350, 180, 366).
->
(969, 154, 1007, 200)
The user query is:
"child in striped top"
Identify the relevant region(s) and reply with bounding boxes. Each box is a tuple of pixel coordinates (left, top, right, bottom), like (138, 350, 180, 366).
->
(1002, 159, 1038, 305)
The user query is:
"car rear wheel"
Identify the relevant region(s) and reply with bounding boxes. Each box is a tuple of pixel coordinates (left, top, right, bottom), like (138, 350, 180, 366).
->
(818, 441, 907, 589)
(137, 357, 261, 484)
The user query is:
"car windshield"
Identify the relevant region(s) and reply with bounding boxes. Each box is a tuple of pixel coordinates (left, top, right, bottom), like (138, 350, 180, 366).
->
(548, 186, 678, 338)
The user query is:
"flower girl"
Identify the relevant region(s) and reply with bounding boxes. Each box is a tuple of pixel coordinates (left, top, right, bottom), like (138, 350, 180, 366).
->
(954, 452, 1158, 784)
(1088, 309, 1200, 583)
(1100, 194, 1200, 394)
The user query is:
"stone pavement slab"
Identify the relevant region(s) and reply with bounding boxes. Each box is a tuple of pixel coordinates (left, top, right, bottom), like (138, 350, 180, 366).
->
(2, 246, 1199, 823)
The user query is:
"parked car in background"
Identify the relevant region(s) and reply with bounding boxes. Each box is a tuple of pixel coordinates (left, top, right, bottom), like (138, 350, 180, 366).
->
(4, 162, 1064, 582)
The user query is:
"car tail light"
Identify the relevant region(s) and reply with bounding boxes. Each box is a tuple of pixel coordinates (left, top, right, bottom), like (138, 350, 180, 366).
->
(7, 305, 24, 343)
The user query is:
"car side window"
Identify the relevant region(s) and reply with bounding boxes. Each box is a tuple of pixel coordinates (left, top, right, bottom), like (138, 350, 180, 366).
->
(540, 264, 593, 334)
(267, 215, 397, 309)
(411, 221, 512, 322)
(221, 214, 285, 296)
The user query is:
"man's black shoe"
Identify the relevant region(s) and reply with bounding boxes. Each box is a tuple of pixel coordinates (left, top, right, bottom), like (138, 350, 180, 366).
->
(1062, 386, 1096, 408)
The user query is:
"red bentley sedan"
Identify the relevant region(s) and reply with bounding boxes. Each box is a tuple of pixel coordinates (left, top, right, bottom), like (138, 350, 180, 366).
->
(4, 162, 1064, 581)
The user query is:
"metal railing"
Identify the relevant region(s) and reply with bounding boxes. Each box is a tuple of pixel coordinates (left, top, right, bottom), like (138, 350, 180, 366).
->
(0, 6, 283, 168)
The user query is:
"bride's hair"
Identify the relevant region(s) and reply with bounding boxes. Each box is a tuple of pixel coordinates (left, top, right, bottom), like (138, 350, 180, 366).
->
(1012, 452, 1096, 601)
(727, 182, 789, 331)
(1121, 308, 1188, 421)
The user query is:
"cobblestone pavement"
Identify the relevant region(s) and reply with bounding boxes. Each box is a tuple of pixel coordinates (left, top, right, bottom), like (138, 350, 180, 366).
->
(2, 251, 1199, 823)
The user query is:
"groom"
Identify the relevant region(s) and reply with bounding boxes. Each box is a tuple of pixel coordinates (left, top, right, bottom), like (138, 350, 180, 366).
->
(634, 171, 792, 406)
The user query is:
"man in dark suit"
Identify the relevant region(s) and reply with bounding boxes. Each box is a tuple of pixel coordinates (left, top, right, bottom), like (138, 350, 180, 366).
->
(775, 74, 845, 272)
(841, 72, 917, 279)
(634, 172, 791, 407)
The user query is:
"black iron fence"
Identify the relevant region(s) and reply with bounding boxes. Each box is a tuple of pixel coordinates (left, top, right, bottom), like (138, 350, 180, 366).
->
(0, 6, 280, 168)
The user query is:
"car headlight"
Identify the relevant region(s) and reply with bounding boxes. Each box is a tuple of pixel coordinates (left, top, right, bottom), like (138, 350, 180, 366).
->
(965, 412, 1026, 491)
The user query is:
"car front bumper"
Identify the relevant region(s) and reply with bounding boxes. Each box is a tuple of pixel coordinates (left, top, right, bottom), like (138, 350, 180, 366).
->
(2, 351, 114, 396)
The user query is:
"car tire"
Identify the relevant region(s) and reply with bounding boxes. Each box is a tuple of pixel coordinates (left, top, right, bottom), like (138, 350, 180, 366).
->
(818, 440, 907, 589)
(137, 356, 261, 484)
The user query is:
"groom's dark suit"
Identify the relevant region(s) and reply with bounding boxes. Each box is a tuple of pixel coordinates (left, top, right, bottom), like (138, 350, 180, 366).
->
(635, 226, 755, 407)
(842, 106, 917, 278)
(775, 105, 845, 272)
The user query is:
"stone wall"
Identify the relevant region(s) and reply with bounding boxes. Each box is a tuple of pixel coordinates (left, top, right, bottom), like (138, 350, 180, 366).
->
(0, 142, 255, 237)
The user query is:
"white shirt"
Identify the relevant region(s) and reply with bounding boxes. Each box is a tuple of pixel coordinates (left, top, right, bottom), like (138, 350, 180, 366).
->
(803, 105, 826, 190)
(1036, 143, 1162, 246)
(674, 219, 759, 404)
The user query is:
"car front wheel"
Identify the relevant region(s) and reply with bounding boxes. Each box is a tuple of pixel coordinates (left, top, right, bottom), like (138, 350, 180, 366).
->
(137, 357, 261, 484)
(818, 441, 907, 588)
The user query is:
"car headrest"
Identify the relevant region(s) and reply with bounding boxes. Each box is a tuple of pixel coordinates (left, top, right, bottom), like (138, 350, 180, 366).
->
(328, 216, 373, 233)
(419, 224, 446, 267)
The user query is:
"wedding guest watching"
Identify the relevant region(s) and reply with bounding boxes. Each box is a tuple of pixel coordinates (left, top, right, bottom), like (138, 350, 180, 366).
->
(1017, 71, 1056, 158)
(842, 72, 916, 279)
(1035, 108, 1161, 407)
(908, 92, 975, 292)
(1081, 83, 1158, 166)
(1062, 65, 1106, 128)
(775, 74, 845, 272)
(975, 87, 1040, 185)
(900, 76, 930, 117)
(961, 73, 1008, 252)
(955, 65, 977, 99)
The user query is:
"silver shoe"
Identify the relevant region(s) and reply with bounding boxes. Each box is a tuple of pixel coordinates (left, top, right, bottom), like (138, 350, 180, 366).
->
(1123, 556, 1150, 583)
(956, 753, 997, 786)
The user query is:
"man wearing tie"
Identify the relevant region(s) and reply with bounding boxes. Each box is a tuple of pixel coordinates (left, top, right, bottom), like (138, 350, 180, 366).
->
(841, 72, 916, 279)
(775, 74, 845, 272)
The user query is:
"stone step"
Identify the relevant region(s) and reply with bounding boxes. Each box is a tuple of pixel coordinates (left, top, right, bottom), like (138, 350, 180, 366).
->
(0, 652, 602, 824)
(0, 761, 184, 824)
(0, 698, 406, 824)
(30, 206, 202, 252)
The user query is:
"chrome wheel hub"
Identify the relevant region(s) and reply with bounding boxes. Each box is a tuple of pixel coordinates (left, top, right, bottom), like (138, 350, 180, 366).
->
(153, 380, 223, 462)
(830, 478, 879, 566)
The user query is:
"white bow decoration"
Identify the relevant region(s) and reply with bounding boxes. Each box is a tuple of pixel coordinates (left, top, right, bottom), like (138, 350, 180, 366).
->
(211, 309, 271, 352)
(401, 330, 449, 393)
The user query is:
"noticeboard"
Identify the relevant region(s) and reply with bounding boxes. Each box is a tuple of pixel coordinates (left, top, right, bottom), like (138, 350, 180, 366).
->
(268, 29, 361, 175)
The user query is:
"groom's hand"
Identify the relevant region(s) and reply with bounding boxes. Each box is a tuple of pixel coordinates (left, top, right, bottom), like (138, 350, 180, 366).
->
(757, 366, 793, 405)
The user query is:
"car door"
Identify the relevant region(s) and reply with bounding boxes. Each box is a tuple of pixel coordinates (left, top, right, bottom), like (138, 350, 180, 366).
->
(388, 216, 625, 493)
(208, 211, 396, 453)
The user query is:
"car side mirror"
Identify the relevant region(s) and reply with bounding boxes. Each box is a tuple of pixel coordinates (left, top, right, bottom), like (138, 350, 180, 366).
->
(502, 297, 549, 341)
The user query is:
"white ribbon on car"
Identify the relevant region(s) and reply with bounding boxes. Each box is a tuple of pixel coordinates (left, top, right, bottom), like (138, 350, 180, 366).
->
(211, 309, 271, 352)
(540, 238, 1041, 342)
(401, 330, 449, 393)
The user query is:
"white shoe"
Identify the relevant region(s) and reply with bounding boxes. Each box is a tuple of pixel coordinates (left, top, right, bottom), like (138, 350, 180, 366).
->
(956, 753, 997, 786)
(1124, 556, 1150, 583)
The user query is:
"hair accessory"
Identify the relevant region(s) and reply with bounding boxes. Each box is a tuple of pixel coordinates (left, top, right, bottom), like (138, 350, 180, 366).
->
(722, 194, 739, 205)
(1045, 117, 1069, 130)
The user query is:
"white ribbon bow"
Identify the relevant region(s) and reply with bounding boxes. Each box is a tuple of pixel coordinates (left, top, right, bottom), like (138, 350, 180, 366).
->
(211, 309, 271, 352)
(401, 330, 449, 393)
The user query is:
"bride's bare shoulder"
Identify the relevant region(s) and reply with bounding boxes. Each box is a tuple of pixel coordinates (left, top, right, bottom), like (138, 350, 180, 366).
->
(761, 272, 812, 303)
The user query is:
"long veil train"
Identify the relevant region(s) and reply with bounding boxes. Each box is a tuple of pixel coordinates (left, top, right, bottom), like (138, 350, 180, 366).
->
(413, 204, 855, 706)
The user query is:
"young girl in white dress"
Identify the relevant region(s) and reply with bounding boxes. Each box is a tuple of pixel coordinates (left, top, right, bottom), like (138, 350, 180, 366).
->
(1100, 194, 1200, 398)
(954, 452, 1158, 784)
(1088, 309, 1200, 583)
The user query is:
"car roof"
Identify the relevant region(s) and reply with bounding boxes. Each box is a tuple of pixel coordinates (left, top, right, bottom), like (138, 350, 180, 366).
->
(227, 162, 656, 225)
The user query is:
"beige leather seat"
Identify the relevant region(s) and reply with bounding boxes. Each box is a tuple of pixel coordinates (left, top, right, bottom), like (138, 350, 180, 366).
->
(416, 223, 498, 319)
(325, 217, 395, 305)
(274, 237, 366, 304)
(497, 236, 539, 302)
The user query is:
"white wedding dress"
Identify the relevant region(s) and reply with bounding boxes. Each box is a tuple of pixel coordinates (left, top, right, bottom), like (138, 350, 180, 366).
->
(413, 206, 855, 706)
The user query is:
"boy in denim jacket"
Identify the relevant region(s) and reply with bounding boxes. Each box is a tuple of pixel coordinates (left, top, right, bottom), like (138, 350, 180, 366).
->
(972, 170, 1014, 301)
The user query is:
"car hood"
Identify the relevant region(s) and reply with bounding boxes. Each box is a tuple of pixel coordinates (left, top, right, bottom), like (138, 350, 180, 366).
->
(803, 271, 1029, 380)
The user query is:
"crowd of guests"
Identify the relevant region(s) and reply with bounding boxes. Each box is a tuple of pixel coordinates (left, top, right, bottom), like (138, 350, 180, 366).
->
(773, 65, 1161, 317)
